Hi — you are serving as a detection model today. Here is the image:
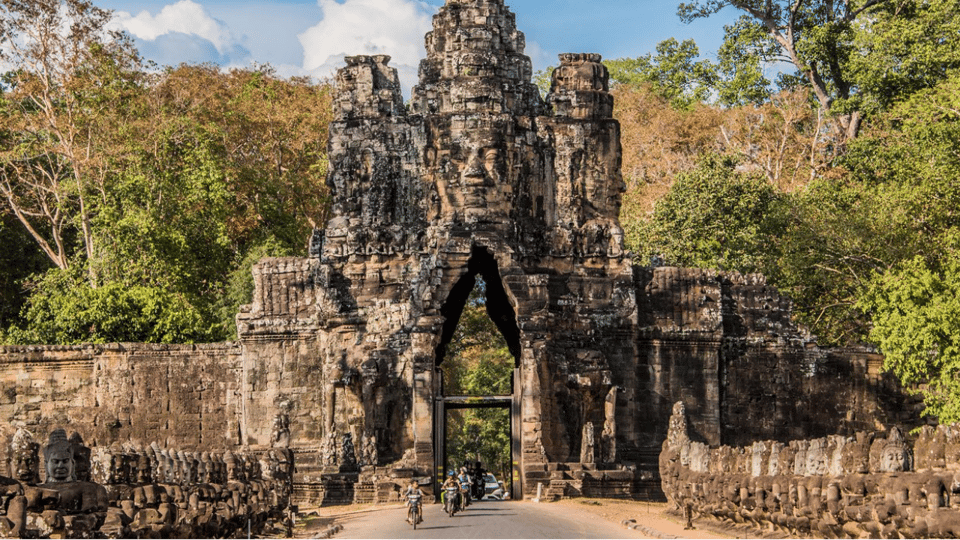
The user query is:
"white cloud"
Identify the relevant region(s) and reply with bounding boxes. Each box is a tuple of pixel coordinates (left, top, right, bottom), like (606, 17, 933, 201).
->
(299, 0, 437, 93)
(112, 0, 241, 57)
(524, 40, 552, 74)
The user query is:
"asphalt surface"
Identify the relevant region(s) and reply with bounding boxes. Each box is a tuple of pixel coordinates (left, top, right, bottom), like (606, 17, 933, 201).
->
(333, 499, 647, 539)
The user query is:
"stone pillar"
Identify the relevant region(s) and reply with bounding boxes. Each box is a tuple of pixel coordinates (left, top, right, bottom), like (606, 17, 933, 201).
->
(521, 339, 547, 464)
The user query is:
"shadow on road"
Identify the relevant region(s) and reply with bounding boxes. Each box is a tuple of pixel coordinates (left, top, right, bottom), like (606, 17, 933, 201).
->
(414, 525, 459, 531)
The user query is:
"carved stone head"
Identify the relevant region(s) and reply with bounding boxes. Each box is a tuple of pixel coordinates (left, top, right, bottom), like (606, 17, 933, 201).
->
(871, 426, 913, 473)
(224, 451, 239, 482)
(11, 428, 40, 484)
(68, 432, 91, 482)
(109, 443, 127, 484)
(841, 432, 873, 474)
(135, 447, 153, 485)
(43, 429, 75, 483)
(198, 452, 211, 484)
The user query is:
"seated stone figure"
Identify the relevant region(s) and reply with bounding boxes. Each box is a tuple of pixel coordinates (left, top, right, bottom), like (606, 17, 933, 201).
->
(38, 429, 108, 518)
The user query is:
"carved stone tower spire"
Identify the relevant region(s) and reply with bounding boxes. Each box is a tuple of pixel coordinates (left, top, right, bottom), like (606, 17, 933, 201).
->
(411, 0, 542, 116)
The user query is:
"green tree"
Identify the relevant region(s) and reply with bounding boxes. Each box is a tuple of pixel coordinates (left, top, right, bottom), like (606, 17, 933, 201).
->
(678, 0, 960, 140)
(8, 265, 211, 344)
(857, 249, 960, 423)
(0, 213, 50, 329)
(8, 122, 236, 344)
(1, 6, 333, 344)
(713, 17, 776, 106)
(630, 154, 786, 272)
(533, 67, 553, 98)
(605, 38, 718, 109)
(811, 71, 960, 411)
(0, 0, 143, 278)
(772, 70, 960, 346)
(447, 407, 510, 480)
(153, 65, 333, 250)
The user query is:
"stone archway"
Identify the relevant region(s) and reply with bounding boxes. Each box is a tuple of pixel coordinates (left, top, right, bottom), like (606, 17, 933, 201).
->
(432, 245, 523, 499)
(435, 245, 521, 369)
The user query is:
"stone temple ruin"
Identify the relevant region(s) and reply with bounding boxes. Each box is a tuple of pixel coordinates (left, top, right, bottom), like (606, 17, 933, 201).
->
(660, 403, 960, 538)
(0, 0, 916, 515)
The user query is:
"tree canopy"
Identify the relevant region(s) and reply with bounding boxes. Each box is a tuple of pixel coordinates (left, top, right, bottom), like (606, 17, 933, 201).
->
(677, 0, 960, 141)
(0, 0, 332, 344)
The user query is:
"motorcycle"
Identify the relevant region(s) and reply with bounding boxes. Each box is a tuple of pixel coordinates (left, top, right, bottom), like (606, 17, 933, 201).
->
(406, 493, 422, 529)
(444, 486, 460, 517)
(469, 469, 486, 500)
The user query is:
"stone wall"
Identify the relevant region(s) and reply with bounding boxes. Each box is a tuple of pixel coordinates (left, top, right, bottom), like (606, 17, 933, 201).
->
(0, 428, 292, 538)
(632, 269, 917, 471)
(0, 344, 242, 473)
(660, 402, 960, 538)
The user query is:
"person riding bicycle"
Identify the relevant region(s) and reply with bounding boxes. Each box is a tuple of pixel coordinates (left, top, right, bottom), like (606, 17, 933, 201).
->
(404, 480, 424, 524)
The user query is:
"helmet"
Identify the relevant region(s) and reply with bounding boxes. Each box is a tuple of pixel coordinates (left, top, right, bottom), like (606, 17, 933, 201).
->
(448, 470, 455, 477)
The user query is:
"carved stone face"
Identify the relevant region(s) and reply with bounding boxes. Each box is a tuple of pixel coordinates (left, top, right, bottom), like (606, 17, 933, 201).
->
(46, 447, 75, 483)
(457, 141, 503, 215)
(136, 454, 152, 484)
(881, 445, 908, 472)
(226, 457, 238, 482)
(110, 453, 125, 483)
(15, 444, 39, 483)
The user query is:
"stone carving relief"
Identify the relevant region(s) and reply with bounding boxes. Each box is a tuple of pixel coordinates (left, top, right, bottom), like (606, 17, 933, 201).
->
(580, 422, 595, 465)
(657, 404, 960, 539)
(340, 433, 358, 473)
(601, 386, 618, 464)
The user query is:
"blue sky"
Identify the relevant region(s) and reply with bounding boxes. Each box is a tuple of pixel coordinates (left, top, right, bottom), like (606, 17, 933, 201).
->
(99, 0, 741, 93)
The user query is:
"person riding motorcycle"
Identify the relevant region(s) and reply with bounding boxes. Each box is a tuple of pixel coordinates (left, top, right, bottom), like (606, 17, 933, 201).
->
(441, 472, 461, 513)
(470, 462, 486, 500)
(458, 467, 472, 508)
(404, 480, 424, 525)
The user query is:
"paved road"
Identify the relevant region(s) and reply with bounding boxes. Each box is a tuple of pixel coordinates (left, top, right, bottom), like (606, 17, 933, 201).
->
(334, 499, 647, 539)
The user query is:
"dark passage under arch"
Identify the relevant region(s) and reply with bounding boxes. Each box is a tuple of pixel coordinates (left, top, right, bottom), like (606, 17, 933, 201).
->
(435, 245, 521, 368)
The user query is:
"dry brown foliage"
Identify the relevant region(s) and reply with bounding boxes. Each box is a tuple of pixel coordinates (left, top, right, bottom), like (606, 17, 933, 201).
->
(615, 85, 839, 231)
(614, 84, 724, 219)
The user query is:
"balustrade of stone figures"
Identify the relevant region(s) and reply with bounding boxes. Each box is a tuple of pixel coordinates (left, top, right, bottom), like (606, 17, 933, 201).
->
(0, 427, 294, 539)
(660, 402, 960, 538)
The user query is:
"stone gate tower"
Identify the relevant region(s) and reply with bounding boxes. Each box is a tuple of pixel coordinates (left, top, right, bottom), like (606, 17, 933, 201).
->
(239, 0, 641, 498)
(234, 0, 910, 502)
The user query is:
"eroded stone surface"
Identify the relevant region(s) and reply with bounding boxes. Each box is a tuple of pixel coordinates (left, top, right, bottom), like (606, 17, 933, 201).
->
(0, 429, 292, 539)
(659, 403, 960, 539)
(0, 0, 918, 507)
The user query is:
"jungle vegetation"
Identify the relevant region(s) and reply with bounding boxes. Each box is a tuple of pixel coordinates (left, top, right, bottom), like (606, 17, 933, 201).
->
(3, 0, 960, 423)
